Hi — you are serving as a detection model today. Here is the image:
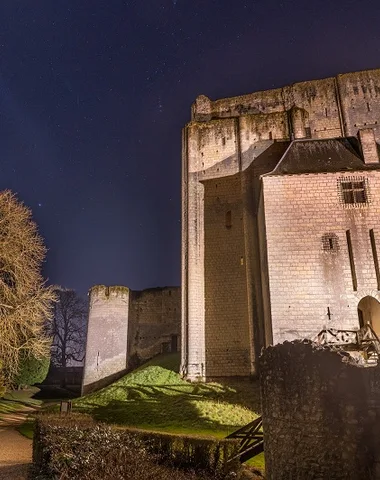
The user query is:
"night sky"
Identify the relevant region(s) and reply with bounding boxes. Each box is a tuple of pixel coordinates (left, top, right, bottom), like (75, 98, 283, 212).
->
(0, 1, 379, 294)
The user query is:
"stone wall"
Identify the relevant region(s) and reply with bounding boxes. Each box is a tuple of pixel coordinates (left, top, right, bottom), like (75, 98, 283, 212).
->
(82, 285, 180, 395)
(204, 173, 250, 377)
(182, 67, 380, 380)
(192, 69, 380, 142)
(128, 287, 180, 362)
(260, 341, 380, 480)
(261, 170, 380, 343)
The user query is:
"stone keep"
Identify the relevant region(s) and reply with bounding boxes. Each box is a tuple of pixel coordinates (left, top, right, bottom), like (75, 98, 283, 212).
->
(181, 67, 380, 380)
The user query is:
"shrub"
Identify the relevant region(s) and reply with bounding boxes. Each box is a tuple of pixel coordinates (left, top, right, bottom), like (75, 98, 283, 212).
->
(32, 414, 241, 480)
(14, 353, 50, 388)
(124, 427, 241, 475)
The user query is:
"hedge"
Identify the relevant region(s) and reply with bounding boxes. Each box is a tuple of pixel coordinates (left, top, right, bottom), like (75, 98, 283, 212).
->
(32, 413, 241, 480)
(14, 353, 50, 387)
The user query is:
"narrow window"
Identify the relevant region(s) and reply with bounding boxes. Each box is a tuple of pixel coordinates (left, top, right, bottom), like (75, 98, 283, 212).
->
(325, 107, 328, 117)
(367, 102, 371, 112)
(322, 233, 339, 252)
(353, 86, 359, 95)
(222, 137, 226, 146)
(225, 210, 232, 229)
(346, 230, 357, 291)
(305, 127, 311, 138)
(370, 229, 380, 290)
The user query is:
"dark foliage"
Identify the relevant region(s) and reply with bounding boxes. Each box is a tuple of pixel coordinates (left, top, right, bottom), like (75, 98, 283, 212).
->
(32, 414, 241, 480)
(14, 353, 50, 387)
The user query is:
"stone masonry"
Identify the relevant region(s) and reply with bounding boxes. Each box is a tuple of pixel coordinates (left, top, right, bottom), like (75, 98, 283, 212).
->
(260, 168, 380, 344)
(260, 341, 380, 480)
(82, 285, 180, 394)
(182, 68, 380, 380)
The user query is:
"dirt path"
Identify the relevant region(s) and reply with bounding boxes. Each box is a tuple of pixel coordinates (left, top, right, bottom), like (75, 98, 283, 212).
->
(0, 407, 34, 480)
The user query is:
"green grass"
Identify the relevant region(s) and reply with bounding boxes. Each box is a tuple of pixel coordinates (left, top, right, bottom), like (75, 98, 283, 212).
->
(17, 417, 35, 439)
(0, 386, 42, 415)
(247, 452, 265, 470)
(0, 399, 21, 415)
(75, 353, 261, 437)
(0, 387, 41, 440)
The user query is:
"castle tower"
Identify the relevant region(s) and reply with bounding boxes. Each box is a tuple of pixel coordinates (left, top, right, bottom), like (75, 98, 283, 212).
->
(181, 68, 380, 381)
(82, 285, 130, 394)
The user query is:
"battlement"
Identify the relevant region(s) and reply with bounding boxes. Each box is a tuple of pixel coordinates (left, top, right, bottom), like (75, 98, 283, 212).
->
(192, 67, 380, 129)
(89, 285, 130, 302)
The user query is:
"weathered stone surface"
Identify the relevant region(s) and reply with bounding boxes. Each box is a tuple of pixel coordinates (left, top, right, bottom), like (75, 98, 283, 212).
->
(261, 168, 380, 344)
(182, 67, 380, 380)
(260, 341, 380, 480)
(82, 285, 130, 394)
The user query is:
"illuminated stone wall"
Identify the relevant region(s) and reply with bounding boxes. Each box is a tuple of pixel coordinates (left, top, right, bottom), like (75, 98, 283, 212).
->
(261, 169, 380, 344)
(182, 67, 380, 380)
(82, 285, 130, 394)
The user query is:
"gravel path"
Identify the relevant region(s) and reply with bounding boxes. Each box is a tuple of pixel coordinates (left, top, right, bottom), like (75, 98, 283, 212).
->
(0, 408, 33, 480)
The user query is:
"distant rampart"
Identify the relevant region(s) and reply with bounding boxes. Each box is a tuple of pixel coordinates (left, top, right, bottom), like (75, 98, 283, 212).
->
(82, 285, 180, 395)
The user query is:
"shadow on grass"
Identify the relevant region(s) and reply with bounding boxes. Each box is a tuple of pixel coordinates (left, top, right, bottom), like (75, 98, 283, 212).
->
(86, 397, 233, 432)
(220, 379, 262, 413)
(76, 380, 260, 433)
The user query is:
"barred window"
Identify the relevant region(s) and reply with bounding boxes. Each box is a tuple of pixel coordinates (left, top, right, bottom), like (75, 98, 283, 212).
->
(321, 233, 339, 253)
(340, 180, 367, 205)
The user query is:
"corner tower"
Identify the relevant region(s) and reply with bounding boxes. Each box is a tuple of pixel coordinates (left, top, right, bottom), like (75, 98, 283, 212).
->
(82, 285, 129, 394)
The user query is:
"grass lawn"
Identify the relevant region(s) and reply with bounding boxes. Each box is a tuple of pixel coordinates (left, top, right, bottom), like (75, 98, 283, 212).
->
(0, 386, 42, 415)
(0, 386, 43, 440)
(17, 417, 35, 439)
(75, 352, 262, 436)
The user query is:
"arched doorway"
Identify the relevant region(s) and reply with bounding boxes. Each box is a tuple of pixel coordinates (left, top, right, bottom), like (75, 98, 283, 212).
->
(357, 296, 380, 336)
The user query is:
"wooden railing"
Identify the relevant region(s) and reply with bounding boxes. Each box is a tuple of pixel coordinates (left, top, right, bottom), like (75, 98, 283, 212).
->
(226, 416, 263, 463)
(315, 324, 380, 362)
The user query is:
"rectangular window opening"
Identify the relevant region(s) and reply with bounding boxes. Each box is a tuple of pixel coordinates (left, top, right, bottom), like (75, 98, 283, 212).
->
(340, 179, 367, 205)
(225, 210, 232, 229)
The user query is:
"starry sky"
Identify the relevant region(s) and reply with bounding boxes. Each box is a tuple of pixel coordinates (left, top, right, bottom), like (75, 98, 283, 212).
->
(0, 1, 379, 294)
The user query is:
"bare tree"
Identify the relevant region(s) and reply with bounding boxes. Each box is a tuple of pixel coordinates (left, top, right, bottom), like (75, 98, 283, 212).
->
(0, 190, 55, 385)
(50, 288, 87, 368)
